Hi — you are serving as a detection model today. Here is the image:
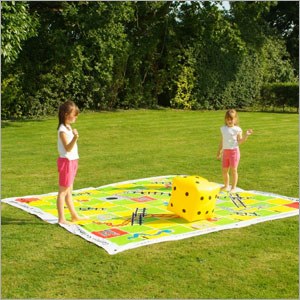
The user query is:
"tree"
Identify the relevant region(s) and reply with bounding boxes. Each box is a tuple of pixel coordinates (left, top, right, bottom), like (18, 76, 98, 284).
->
(1, 1, 39, 65)
(120, 1, 172, 108)
(1, 1, 297, 118)
(264, 1, 299, 74)
(2, 1, 134, 117)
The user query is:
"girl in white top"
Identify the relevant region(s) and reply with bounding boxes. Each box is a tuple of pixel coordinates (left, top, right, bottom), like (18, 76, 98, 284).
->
(217, 109, 253, 192)
(57, 100, 86, 225)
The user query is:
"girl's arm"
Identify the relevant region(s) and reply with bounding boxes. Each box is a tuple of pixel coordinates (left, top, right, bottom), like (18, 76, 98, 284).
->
(60, 131, 78, 152)
(217, 137, 223, 160)
(238, 129, 253, 144)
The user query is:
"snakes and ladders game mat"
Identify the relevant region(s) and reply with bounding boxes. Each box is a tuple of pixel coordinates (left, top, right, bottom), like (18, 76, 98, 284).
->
(2, 175, 299, 254)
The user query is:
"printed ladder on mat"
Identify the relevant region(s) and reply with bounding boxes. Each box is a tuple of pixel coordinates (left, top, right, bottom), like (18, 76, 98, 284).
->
(2, 175, 299, 255)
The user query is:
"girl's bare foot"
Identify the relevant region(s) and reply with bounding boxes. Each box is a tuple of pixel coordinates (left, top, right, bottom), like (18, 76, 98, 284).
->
(230, 188, 237, 193)
(71, 216, 89, 222)
(58, 219, 73, 225)
(220, 186, 230, 192)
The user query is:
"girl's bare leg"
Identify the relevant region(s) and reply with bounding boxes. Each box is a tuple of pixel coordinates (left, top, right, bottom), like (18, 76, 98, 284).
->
(221, 167, 230, 191)
(65, 185, 87, 222)
(230, 168, 238, 192)
(57, 186, 72, 224)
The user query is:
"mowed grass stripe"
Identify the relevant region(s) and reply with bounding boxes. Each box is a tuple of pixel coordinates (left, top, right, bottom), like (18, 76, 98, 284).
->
(1, 109, 298, 299)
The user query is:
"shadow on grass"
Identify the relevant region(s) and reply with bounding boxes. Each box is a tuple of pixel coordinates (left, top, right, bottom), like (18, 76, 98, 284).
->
(237, 108, 299, 114)
(1, 117, 54, 128)
(1, 216, 49, 225)
(1, 121, 22, 128)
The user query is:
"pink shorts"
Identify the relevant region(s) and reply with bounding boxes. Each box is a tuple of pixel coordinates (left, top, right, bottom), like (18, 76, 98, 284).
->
(57, 158, 78, 187)
(222, 148, 240, 169)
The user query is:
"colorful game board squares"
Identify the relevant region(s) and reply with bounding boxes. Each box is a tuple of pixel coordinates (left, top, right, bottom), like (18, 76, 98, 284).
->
(248, 194, 274, 201)
(78, 209, 104, 216)
(121, 224, 153, 234)
(79, 189, 100, 195)
(101, 195, 130, 201)
(114, 183, 136, 189)
(166, 225, 196, 234)
(72, 219, 92, 225)
(142, 183, 167, 189)
(215, 209, 233, 216)
(126, 228, 173, 240)
(269, 205, 297, 213)
(92, 228, 128, 239)
(242, 199, 260, 205)
(254, 209, 277, 217)
(16, 197, 40, 203)
(41, 195, 57, 201)
(285, 202, 299, 209)
(267, 198, 296, 205)
(83, 221, 110, 232)
(131, 195, 156, 202)
(112, 199, 136, 205)
(44, 209, 58, 216)
(73, 195, 90, 202)
(94, 202, 116, 208)
(147, 199, 169, 207)
(97, 213, 118, 221)
(26, 200, 48, 206)
(146, 219, 179, 228)
(111, 211, 133, 218)
(108, 206, 131, 213)
(212, 217, 238, 226)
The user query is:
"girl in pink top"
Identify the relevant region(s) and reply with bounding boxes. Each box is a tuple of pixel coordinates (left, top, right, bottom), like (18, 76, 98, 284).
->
(57, 100, 86, 225)
(217, 109, 253, 193)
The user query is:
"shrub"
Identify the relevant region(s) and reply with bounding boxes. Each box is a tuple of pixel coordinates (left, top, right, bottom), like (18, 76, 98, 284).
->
(260, 82, 299, 111)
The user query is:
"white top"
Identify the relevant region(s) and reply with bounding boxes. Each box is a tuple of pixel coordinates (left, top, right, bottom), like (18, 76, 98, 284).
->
(221, 125, 242, 149)
(57, 124, 79, 160)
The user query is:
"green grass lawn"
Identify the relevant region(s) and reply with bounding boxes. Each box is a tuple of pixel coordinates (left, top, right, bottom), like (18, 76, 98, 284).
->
(1, 109, 298, 299)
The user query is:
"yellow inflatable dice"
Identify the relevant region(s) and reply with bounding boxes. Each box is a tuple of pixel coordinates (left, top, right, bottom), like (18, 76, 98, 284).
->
(167, 175, 220, 222)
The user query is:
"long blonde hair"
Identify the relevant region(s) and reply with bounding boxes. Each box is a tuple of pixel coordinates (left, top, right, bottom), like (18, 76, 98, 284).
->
(224, 109, 239, 125)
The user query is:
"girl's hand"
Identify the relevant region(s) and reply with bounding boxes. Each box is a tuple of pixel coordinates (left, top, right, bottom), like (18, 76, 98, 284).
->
(246, 129, 253, 136)
(73, 129, 79, 138)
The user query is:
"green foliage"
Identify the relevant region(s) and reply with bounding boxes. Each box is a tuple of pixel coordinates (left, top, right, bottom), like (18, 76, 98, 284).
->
(260, 82, 299, 111)
(171, 64, 196, 109)
(1, 1, 298, 118)
(1, 1, 39, 65)
(229, 1, 274, 48)
(191, 2, 247, 109)
(171, 48, 196, 109)
(120, 1, 172, 109)
(265, 1, 299, 73)
(260, 37, 297, 83)
(222, 51, 263, 108)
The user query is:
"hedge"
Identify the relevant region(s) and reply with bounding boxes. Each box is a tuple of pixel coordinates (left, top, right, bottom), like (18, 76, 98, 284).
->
(260, 82, 299, 111)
